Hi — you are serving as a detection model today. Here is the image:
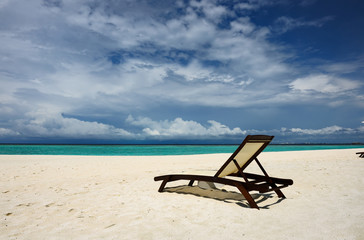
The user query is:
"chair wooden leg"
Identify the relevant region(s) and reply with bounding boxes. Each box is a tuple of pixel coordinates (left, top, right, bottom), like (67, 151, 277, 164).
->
(158, 177, 170, 192)
(188, 180, 194, 186)
(234, 183, 259, 209)
(275, 189, 286, 198)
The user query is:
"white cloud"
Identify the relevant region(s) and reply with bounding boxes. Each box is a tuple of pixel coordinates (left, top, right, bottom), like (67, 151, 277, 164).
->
(320, 59, 364, 74)
(358, 126, 364, 133)
(273, 16, 333, 33)
(230, 17, 255, 35)
(290, 74, 361, 93)
(126, 115, 245, 138)
(235, 3, 257, 10)
(15, 111, 133, 139)
(290, 125, 351, 135)
(172, 60, 212, 81)
(0, 128, 19, 136)
(247, 125, 363, 137)
(234, 0, 277, 11)
(190, 0, 229, 23)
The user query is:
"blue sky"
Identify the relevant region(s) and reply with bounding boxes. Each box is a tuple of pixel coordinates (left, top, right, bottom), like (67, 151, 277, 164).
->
(0, 0, 364, 144)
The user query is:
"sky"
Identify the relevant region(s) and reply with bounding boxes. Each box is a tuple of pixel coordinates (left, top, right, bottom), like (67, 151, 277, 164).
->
(0, 0, 364, 144)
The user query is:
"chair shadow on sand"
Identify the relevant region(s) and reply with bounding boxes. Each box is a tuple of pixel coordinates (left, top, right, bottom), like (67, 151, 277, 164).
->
(163, 185, 285, 209)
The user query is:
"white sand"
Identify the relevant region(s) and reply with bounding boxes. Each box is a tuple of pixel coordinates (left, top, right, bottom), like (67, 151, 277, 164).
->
(1, 149, 364, 240)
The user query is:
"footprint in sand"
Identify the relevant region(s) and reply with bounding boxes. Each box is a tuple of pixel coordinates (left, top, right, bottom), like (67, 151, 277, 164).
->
(16, 203, 33, 207)
(105, 224, 116, 229)
(45, 203, 55, 207)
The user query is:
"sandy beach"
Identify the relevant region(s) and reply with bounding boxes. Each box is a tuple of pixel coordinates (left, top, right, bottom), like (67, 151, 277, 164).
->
(1, 149, 364, 240)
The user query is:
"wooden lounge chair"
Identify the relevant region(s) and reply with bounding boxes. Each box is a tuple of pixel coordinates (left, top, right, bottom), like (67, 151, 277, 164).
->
(154, 135, 293, 209)
(357, 152, 364, 158)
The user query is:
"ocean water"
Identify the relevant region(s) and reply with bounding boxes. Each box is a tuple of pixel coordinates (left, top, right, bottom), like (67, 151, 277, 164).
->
(0, 144, 363, 156)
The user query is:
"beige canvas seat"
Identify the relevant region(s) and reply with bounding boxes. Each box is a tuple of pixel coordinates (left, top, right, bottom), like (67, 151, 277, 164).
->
(154, 135, 293, 209)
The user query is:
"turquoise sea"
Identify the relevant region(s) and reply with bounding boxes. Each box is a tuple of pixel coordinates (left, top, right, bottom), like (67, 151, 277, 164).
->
(0, 144, 363, 156)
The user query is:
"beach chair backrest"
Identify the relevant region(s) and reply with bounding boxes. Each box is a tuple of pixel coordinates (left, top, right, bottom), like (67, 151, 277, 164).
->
(215, 135, 273, 178)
